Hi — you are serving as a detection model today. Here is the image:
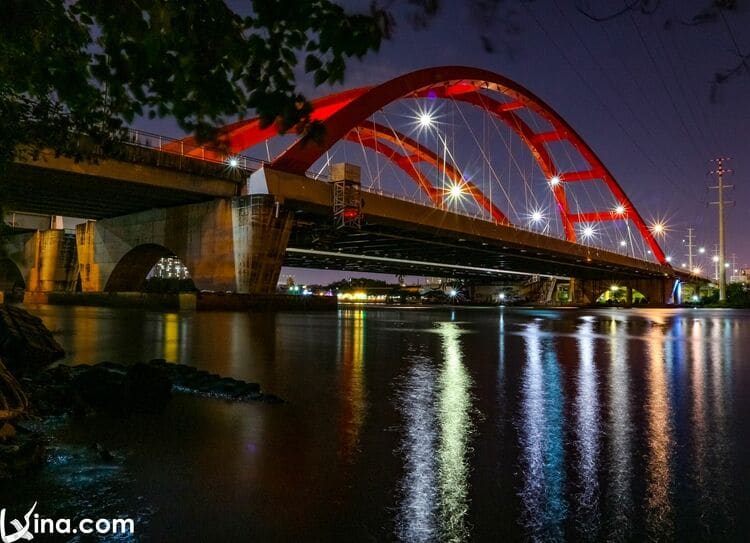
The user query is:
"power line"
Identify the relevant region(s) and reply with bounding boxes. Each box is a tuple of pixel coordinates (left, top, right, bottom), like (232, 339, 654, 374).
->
(708, 157, 734, 301)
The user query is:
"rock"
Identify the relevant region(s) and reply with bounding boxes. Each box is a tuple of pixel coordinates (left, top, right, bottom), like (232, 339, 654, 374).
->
(71, 365, 127, 415)
(1, 356, 28, 420)
(0, 423, 16, 441)
(125, 363, 171, 413)
(0, 305, 65, 374)
(0, 425, 45, 478)
(91, 443, 115, 463)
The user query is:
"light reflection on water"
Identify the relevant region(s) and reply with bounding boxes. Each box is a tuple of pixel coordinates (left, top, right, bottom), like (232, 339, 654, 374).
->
(9, 305, 748, 541)
(337, 309, 366, 463)
(605, 317, 633, 540)
(518, 320, 567, 541)
(573, 317, 601, 539)
(645, 322, 674, 539)
(397, 321, 473, 543)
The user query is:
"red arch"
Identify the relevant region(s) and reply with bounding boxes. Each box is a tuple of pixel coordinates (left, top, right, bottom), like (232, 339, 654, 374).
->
(346, 123, 510, 224)
(178, 66, 666, 264)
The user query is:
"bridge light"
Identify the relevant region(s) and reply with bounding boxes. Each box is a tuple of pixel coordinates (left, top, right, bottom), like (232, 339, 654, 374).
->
(681, 262, 687, 268)
(549, 175, 561, 186)
(712, 255, 719, 263)
(418, 112, 434, 128)
(725, 262, 730, 268)
(228, 156, 239, 168)
(614, 204, 626, 215)
(666, 256, 673, 262)
(650, 221, 666, 236)
(692, 267, 702, 275)
(619, 240, 627, 247)
(699, 247, 706, 254)
(581, 224, 596, 240)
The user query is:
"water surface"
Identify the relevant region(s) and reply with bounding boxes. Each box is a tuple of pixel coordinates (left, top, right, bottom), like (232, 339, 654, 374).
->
(5, 305, 750, 541)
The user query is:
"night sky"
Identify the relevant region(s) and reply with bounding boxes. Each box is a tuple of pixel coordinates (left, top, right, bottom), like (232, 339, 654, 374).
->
(134, 0, 750, 285)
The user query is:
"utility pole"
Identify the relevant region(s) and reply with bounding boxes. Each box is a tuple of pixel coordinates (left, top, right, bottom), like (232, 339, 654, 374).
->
(686, 227, 695, 271)
(709, 158, 734, 302)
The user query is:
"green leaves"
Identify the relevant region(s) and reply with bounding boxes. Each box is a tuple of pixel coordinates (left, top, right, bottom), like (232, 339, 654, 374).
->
(0, 0, 389, 165)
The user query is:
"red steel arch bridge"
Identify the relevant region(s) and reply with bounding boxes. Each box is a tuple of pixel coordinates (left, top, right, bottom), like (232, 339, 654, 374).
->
(2, 66, 697, 303)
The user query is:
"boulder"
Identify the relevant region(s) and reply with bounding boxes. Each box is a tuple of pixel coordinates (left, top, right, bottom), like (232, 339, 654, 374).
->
(125, 362, 171, 413)
(0, 305, 65, 375)
(70, 365, 127, 415)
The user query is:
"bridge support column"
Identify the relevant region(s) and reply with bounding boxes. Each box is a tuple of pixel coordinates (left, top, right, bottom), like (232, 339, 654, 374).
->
(1, 230, 78, 301)
(232, 195, 293, 294)
(75, 197, 291, 295)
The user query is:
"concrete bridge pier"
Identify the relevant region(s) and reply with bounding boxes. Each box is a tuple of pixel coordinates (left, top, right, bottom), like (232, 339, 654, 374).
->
(75, 195, 292, 295)
(1, 230, 78, 302)
(569, 276, 674, 306)
(232, 195, 294, 294)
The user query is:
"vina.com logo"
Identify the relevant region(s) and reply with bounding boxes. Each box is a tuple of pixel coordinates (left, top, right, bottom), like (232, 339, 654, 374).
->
(0, 503, 134, 541)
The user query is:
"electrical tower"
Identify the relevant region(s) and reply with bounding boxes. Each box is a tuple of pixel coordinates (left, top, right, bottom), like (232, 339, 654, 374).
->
(685, 227, 695, 271)
(709, 158, 734, 302)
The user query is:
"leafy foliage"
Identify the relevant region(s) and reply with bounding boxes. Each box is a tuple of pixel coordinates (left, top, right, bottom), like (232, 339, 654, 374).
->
(0, 0, 390, 166)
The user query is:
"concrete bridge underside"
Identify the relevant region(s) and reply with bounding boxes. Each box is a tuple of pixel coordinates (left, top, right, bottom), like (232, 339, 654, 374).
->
(1, 159, 692, 304)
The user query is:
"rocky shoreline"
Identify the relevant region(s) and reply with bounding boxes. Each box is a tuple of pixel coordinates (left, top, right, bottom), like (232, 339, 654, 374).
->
(0, 304, 282, 479)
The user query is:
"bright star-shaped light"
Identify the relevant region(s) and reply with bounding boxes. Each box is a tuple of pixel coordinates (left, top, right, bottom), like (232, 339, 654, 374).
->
(580, 224, 597, 240)
(549, 175, 561, 186)
(418, 112, 433, 128)
(228, 157, 239, 168)
(699, 247, 706, 254)
(650, 221, 666, 236)
(692, 266, 702, 275)
(619, 240, 627, 247)
(614, 204, 626, 215)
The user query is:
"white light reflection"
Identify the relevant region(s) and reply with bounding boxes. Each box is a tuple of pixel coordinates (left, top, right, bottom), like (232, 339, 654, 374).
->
(606, 316, 633, 538)
(574, 317, 601, 537)
(519, 321, 567, 540)
(397, 359, 438, 542)
(396, 321, 473, 543)
(645, 323, 673, 539)
(689, 318, 709, 527)
(436, 322, 473, 541)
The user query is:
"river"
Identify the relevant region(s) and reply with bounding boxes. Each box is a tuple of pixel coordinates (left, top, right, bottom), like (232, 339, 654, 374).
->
(4, 305, 750, 541)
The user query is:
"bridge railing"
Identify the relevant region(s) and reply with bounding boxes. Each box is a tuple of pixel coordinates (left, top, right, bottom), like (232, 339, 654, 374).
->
(121, 128, 267, 172)
(306, 170, 658, 264)
(117, 128, 657, 265)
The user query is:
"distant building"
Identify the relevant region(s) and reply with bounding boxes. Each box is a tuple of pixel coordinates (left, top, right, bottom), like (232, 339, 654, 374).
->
(733, 268, 750, 284)
(148, 257, 191, 280)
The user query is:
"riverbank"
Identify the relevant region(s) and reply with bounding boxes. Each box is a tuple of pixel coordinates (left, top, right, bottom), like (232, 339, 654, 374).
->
(22, 291, 338, 311)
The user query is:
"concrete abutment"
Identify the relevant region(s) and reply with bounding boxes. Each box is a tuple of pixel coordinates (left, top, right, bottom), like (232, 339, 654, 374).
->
(2, 196, 293, 298)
